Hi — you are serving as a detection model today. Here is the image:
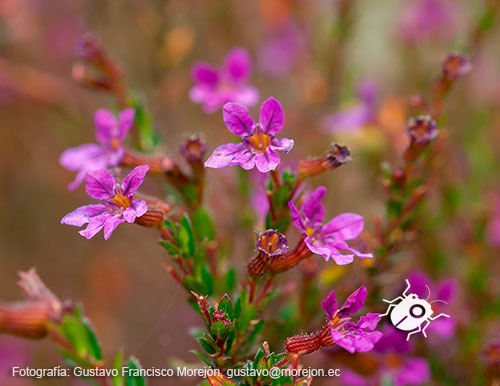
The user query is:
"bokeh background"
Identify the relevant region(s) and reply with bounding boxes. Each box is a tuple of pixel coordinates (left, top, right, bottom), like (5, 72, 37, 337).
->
(1, 0, 500, 385)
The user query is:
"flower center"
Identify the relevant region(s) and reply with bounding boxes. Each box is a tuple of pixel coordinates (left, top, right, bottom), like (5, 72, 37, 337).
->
(386, 354, 402, 369)
(111, 138, 121, 149)
(110, 192, 132, 209)
(247, 127, 271, 153)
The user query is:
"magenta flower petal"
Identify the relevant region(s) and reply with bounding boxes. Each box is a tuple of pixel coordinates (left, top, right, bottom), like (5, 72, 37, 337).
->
(259, 97, 284, 134)
(234, 86, 259, 107)
(396, 357, 431, 385)
(94, 109, 118, 145)
(289, 201, 306, 233)
(67, 170, 88, 192)
(191, 63, 220, 85)
(79, 215, 108, 239)
(222, 48, 251, 84)
(205, 143, 246, 169)
(270, 137, 294, 153)
(255, 149, 280, 173)
(303, 186, 327, 226)
(85, 169, 116, 200)
(103, 216, 126, 240)
(436, 279, 456, 303)
(233, 148, 257, 170)
(357, 313, 381, 330)
(222, 103, 256, 136)
(338, 285, 367, 318)
(335, 243, 373, 259)
(121, 165, 149, 196)
(330, 252, 355, 265)
(61, 204, 106, 226)
(59, 143, 104, 171)
(133, 199, 148, 217)
(321, 291, 338, 320)
(305, 237, 343, 262)
(322, 213, 365, 241)
(117, 108, 135, 140)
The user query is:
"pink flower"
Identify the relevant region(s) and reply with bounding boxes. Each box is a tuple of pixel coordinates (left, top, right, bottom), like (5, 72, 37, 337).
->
(60, 108, 135, 190)
(61, 166, 148, 240)
(322, 286, 382, 353)
(323, 81, 377, 133)
(189, 48, 259, 113)
(407, 271, 456, 338)
(342, 326, 431, 386)
(399, 0, 457, 43)
(204, 97, 294, 173)
(289, 186, 373, 265)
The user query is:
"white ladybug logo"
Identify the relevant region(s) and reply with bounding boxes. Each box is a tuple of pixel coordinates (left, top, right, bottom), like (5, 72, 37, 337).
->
(382, 279, 450, 341)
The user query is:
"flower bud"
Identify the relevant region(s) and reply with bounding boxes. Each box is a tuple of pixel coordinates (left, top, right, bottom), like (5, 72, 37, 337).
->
(407, 115, 438, 146)
(248, 230, 288, 277)
(285, 323, 334, 356)
(133, 194, 171, 227)
(121, 148, 175, 173)
(180, 135, 207, 164)
(442, 53, 472, 81)
(298, 144, 351, 178)
(0, 302, 51, 339)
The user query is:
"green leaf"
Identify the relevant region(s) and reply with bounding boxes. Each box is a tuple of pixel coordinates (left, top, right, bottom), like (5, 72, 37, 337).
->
(129, 93, 159, 152)
(182, 276, 208, 295)
(80, 317, 103, 360)
(125, 357, 146, 386)
(180, 216, 196, 256)
(193, 208, 215, 241)
(112, 351, 124, 386)
(197, 336, 218, 355)
(224, 269, 236, 292)
(218, 296, 234, 320)
(58, 349, 94, 369)
(191, 349, 213, 367)
(159, 241, 180, 256)
(201, 267, 214, 295)
(236, 305, 257, 332)
(59, 315, 90, 358)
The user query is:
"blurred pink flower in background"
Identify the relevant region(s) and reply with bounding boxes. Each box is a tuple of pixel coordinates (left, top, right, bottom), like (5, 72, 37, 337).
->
(398, 0, 458, 43)
(323, 81, 377, 133)
(0, 337, 31, 386)
(407, 271, 456, 338)
(486, 197, 500, 246)
(257, 22, 306, 77)
(189, 48, 259, 113)
(342, 325, 431, 386)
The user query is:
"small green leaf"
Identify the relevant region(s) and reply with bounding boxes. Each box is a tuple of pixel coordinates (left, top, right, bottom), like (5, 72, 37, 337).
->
(125, 357, 146, 386)
(193, 208, 215, 241)
(224, 269, 236, 292)
(197, 336, 218, 355)
(236, 305, 257, 332)
(112, 351, 124, 386)
(181, 216, 196, 256)
(159, 241, 180, 256)
(182, 276, 208, 295)
(191, 349, 213, 367)
(80, 317, 103, 360)
(218, 296, 233, 320)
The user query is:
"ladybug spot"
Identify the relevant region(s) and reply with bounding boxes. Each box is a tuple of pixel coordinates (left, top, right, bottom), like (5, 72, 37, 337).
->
(410, 304, 425, 318)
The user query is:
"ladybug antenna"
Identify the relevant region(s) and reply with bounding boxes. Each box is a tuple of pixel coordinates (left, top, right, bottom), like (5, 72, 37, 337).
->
(430, 299, 448, 305)
(425, 285, 431, 300)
